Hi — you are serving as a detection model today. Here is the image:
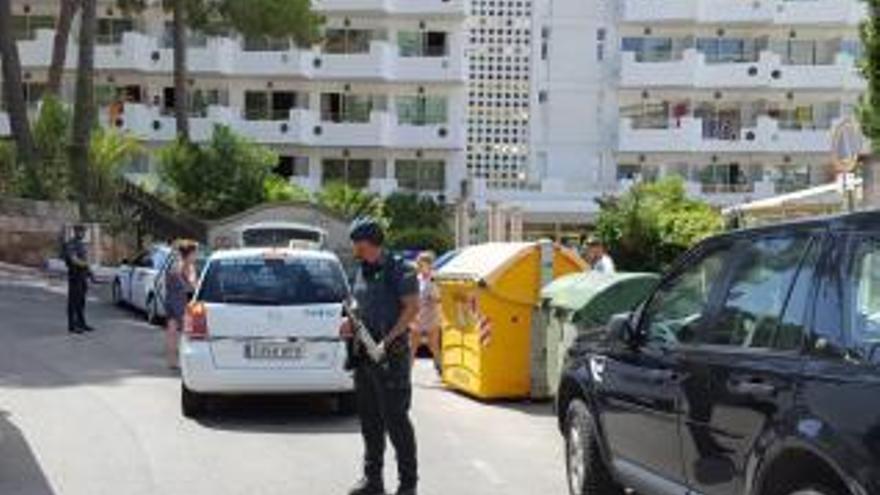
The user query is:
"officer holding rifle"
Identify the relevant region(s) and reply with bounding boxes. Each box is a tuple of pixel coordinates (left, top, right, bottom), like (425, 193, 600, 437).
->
(340, 217, 420, 495)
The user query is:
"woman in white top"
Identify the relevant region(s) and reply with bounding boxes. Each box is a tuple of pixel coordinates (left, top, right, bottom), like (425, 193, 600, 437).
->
(410, 251, 442, 374)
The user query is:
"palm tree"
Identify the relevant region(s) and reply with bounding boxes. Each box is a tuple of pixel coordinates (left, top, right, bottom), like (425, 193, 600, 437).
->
(315, 183, 383, 220)
(47, 0, 82, 95)
(0, 0, 36, 165)
(89, 128, 144, 213)
(70, 0, 97, 219)
(172, 0, 190, 140)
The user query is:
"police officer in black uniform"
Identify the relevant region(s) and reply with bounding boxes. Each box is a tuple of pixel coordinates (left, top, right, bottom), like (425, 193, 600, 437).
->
(341, 217, 420, 495)
(63, 224, 94, 334)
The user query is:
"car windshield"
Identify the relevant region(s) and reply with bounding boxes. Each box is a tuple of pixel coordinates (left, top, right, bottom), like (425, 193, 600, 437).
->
(198, 256, 347, 306)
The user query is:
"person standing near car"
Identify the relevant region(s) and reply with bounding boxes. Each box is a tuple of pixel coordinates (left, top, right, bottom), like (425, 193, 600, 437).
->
(340, 217, 420, 495)
(63, 224, 94, 334)
(410, 251, 442, 374)
(164, 240, 198, 369)
(584, 236, 616, 274)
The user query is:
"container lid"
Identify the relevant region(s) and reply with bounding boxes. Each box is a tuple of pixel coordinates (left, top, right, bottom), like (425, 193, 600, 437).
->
(548, 272, 659, 314)
(435, 242, 534, 282)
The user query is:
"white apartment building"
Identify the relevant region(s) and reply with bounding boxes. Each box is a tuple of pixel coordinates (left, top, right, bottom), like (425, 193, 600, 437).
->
(0, 0, 468, 200)
(617, 0, 868, 206)
(463, 0, 618, 237)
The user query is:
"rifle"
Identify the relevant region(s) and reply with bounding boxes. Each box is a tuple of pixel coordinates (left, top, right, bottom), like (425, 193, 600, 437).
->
(342, 299, 387, 369)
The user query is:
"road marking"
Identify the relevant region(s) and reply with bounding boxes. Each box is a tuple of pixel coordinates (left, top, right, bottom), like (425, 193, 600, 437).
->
(471, 458, 505, 485)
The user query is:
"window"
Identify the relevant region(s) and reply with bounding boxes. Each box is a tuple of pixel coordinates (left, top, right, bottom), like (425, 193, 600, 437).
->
(395, 160, 445, 191)
(398, 31, 448, 57)
(642, 247, 729, 347)
(198, 257, 347, 306)
(696, 38, 761, 64)
(320, 94, 375, 123)
(11, 15, 54, 41)
(245, 91, 303, 120)
(621, 37, 676, 62)
(846, 238, 880, 363)
(396, 96, 448, 125)
(324, 29, 372, 54)
(242, 36, 290, 52)
(704, 236, 811, 348)
(275, 156, 309, 178)
(321, 158, 371, 188)
(245, 91, 269, 120)
(97, 18, 134, 45)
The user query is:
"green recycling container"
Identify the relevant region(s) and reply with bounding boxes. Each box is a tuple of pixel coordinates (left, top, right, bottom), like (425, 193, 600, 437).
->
(537, 271, 660, 398)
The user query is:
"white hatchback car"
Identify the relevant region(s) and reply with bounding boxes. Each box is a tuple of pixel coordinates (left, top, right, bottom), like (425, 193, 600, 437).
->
(179, 248, 354, 417)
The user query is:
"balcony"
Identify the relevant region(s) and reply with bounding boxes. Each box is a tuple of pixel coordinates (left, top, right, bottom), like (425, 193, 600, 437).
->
(312, 0, 468, 17)
(685, 180, 776, 206)
(622, 0, 866, 26)
(16, 29, 465, 83)
(618, 115, 839, 154)
(621, 49, 866, 91)
(110, 104, 463, 150)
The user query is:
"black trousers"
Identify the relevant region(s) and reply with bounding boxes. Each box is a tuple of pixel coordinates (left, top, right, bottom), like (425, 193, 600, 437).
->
(354, 355, 418, 488)
(67, 275, 88, 330)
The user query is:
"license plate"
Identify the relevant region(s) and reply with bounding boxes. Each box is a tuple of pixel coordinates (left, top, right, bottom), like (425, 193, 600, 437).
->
(245, 341, 305, 360)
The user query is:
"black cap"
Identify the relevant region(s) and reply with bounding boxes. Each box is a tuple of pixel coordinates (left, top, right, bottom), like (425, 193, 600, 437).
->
(349, 217, 385, 246)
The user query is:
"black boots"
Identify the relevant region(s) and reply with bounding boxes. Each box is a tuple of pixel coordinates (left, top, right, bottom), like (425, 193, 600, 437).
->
(347, 478, 385, 495)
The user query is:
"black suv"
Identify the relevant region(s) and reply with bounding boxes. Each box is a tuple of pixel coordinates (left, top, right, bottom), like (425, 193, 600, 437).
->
(557, 212, 880, 495)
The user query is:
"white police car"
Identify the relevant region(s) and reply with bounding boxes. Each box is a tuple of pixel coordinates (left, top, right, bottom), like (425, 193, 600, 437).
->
(179, 248, 354, 417)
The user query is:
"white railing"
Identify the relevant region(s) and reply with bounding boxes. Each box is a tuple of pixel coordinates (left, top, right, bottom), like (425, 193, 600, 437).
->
(623, 0, 866, 25)
(110, 104, 464, 150)
(618, 116, 840, 154)
(621, 49, 866, 91)
(313, 0, 468, 16)
(16, 29, 466, 83)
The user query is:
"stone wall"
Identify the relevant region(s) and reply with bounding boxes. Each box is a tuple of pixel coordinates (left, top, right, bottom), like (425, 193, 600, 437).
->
(0, 198, 134, 267)
(0, 198, 79, 267)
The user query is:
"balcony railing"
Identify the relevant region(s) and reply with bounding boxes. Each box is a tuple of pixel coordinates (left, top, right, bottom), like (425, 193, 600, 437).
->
(618, 115, 843, 154)
(16, 29, 465, 83)
(99, 103, 464, 150)
(622, 0, 866, 25)
(621, 49, 866, 90)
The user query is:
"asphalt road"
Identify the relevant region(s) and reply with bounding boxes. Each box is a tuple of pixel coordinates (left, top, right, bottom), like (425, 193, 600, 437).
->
(0, 268, 567, 495)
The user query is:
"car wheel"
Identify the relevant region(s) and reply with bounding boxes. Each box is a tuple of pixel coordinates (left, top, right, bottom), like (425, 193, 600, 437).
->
(181, 384, 207, 419)
(146, 294, 160, 325)
(565, 399, 623, 495)
(336, 392, 358, 415)
(111, 280, 123, 307)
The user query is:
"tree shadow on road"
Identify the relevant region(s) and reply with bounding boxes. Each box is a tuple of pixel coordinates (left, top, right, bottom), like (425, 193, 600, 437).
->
(0, 410, 57, 495)
(194, 395, 360, 435)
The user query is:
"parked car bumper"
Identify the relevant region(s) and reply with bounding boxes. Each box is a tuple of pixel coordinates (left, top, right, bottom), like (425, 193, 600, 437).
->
(180, 339, 354, 394)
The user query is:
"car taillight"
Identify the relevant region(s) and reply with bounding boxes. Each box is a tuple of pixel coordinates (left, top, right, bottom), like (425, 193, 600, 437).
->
(185, 302, 208, 340)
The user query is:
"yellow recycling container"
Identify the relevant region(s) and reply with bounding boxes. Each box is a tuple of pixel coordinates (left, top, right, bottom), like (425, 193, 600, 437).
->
(436, 242, 587, 400)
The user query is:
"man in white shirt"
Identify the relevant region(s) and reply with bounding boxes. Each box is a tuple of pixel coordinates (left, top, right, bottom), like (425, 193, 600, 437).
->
(585, 236, 616, 274)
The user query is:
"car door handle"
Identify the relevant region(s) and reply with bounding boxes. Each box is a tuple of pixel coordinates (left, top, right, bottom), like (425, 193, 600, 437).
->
(728, 378, 776, 397)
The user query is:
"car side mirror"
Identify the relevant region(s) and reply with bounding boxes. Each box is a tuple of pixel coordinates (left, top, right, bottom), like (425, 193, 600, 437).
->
(608, 312, 638, 347)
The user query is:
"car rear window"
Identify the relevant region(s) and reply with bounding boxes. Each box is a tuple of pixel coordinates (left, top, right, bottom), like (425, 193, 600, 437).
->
(198, 256, 347, 305)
